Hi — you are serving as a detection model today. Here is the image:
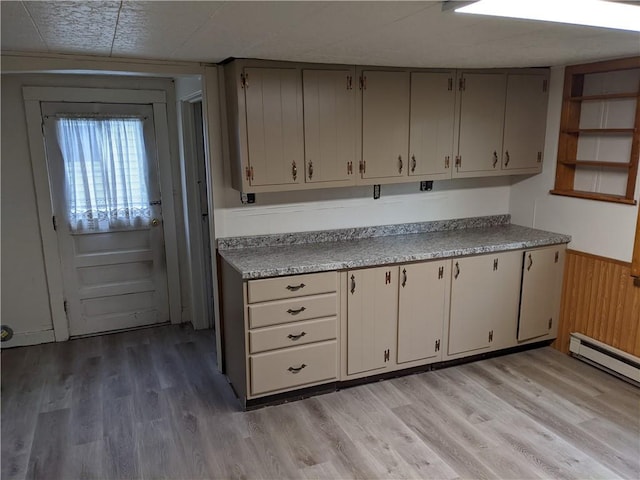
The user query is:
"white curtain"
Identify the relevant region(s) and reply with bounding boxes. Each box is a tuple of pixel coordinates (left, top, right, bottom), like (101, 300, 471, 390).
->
(55, 117, 151, 232)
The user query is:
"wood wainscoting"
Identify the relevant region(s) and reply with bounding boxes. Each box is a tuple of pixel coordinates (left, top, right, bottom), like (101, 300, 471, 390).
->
(554, 249, 640, 356)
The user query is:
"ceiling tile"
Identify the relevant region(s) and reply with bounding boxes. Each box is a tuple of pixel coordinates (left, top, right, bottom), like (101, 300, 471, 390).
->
(112, 1, 225, 59)
(23, 0, 120, 55)
(0, 1, 47, 52)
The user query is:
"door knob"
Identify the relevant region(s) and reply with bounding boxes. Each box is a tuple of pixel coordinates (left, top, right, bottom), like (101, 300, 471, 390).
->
(151, 218, 160, 227)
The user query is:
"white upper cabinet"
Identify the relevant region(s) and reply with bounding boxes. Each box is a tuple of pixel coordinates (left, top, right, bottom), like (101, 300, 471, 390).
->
(243, 67, 304, 187)
(361, 70, 410, 179)
(502, 73, 548, 173)
(303, 68, 356, 184)
(409, 71, 456, 179)
(455, 72, 507, 177)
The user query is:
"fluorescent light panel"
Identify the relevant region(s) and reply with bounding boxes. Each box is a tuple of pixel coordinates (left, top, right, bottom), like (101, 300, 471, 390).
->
(455, 0, 640, 32)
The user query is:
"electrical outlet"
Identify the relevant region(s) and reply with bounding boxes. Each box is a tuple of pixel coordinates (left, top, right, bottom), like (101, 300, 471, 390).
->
(420, 181, 433, 191)
(240, 193, 256, 204)
(373, 184, 381, 199)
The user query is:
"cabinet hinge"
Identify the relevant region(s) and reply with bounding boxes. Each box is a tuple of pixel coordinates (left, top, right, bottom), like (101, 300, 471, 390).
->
(537, 151, 543, 163)
(445, 156, 450, 169)
(542, 79, 548, 93)
(245, 165, 255, 182)
(347, 161, 353, 175)
(555, 251, 560, 263)
(488, 330, 494, 342)
(359, 160, 366, 174)
(455, 155, 462, 168)
(383, 349, 390, 362)
(347, 75, 353, 90)
(493, 258, 499, 271)
(385, 271, 391, 285)
(438, 266, 444, 279)
(240, 73, 248, 89)
(548, 318, 553, 329)
(435, 339, 440, 352)
(448, 78, 453, 91)
(459, 77, 466, 91)
(360, 75, 366, 90)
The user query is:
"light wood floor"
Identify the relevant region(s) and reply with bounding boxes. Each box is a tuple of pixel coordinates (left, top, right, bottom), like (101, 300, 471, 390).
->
(2, 324, 638, 480)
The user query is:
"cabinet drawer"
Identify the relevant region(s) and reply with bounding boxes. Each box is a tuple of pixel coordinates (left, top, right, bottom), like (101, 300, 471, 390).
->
(247, 272, 336, 303)
(250, 341, 337, 396)
(249, 316, 337, 354)
(248, 293, 337, 329)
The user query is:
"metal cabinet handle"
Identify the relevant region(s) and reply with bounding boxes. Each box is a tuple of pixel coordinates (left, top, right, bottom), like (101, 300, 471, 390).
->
(504, 150, 510, 167)
(454, 262, 460, 279)
(398, 155, 403, 174)
(527, 254, 533, 271)
(411, 155, 417, 172)
(286, 307, 306, 315)
(350, 274, 356, 294)
(286, 283, 305, 291)
(288, 364, 307, 373)
(292, 161, 297, 180)
(492, 151, 498, 168)
(287, 332, 307, 341)
(402, 268, 407, 287)
(308, 161, 313, 180)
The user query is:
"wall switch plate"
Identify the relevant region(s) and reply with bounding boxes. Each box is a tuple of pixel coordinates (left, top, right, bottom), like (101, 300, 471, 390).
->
(420, 181, 433, 191)
(373, 184, 381, 199)
(240, 193, 255, 204)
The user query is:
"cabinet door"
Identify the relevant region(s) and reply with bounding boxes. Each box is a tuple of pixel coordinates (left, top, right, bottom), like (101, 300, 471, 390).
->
(409, 72, 455, 178)
(518, 247, 565, 341)
(397, 261, 449, 364)
(361, 71, 410, 179)
(303, 69, 355, 184)
(456, 72, 506, 175)
(244, 67, 304, 186)
(448, 251, 521, 356)
(347, 266, 398, 375)
(502, 74, 548, 173)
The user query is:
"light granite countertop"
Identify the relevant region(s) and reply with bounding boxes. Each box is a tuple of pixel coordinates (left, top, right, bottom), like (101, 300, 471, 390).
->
(218, 218, 571, 280)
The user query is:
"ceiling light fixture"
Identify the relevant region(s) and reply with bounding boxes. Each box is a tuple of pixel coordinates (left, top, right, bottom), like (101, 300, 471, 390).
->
(455, 0, 640, 32)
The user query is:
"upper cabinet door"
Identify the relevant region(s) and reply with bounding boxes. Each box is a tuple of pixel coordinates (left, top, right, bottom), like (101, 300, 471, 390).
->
(303, 69, 356, 184)
(456, 72, 507, 176)
(502, 74, 548, 173)
(409, 72, 456, 178)
(361, 70, 410, 179)
(244, 67, 304, 186)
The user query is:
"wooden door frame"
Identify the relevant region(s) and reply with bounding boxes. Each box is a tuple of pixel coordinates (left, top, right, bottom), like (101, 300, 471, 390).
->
(23, 86, 182, 341)
(632, 204, 640, 279)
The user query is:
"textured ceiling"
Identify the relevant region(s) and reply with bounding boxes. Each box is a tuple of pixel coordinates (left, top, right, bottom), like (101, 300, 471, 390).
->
(1, 1, 639, 68)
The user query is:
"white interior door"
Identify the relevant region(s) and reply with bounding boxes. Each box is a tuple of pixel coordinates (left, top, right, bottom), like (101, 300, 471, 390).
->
(41, 102, 170, 337)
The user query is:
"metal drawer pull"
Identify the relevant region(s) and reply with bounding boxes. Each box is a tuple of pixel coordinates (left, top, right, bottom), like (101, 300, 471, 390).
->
(492, 151, 498, 168)
(286, 283, 306, 291)
(398, 155, 403, 173)
(288, 364, 307, 374)
(527, 254, 533, 271)
(350, 274, 356, 294)
(411, 155, 417, 172)
(454, 262, 460, 279)
(504, 150, 510, 167)
(402, 268, 407, 287)
(287, 332, 307, 341)
(287, 307, 306, 315)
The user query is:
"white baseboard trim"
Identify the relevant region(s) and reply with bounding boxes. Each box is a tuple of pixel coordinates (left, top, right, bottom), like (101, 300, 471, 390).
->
(0, 329, 55, 348)
(569, 333, 640, 386)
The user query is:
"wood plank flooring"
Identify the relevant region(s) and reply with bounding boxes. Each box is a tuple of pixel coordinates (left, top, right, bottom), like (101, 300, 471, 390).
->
(2, 324, 639, 479)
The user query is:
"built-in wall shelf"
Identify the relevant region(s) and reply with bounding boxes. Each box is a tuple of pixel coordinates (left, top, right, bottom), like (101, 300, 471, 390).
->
(559, 160, 632, 169)
(569, 92, 638, 102)
(562, 128, 635, 135)
(550, 189, 637, 205)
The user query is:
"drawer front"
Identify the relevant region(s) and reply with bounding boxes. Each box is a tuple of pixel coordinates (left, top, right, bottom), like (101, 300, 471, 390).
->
(250, 341, 337, 396)
(248, 293, 337, 329)
(249, 316, 337, 354)
(247, 272, 337, 303)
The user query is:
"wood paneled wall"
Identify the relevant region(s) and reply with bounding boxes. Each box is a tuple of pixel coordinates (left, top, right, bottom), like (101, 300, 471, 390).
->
(554, 250, 640, 356)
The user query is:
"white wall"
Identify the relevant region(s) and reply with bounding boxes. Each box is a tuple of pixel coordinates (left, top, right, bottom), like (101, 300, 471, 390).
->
(509, 66, 640, 263)
(1, 73, 189, 343)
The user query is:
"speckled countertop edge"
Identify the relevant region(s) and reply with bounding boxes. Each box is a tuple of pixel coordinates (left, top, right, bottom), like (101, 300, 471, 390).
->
(218, 222, 572, 280)
(217, 214, 510, 250)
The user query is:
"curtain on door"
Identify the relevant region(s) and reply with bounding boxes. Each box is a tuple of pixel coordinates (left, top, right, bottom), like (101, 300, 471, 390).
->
(55, 117, 151, 231)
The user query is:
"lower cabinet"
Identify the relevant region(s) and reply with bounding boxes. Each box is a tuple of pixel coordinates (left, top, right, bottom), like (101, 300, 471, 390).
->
(346, 266, 398, 375)
(447, 251, 522, 357)
(518, 247, 565, 341)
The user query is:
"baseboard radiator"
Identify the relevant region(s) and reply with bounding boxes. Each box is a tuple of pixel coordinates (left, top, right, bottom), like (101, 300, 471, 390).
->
(569, 333, 640, 387)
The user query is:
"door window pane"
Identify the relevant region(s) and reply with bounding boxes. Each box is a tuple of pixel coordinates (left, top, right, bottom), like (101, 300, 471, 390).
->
(55, 117, 151, 231)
